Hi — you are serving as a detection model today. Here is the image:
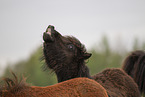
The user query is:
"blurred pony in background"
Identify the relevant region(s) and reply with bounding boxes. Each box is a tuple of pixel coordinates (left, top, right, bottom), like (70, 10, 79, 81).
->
(122, 50, 145, 95)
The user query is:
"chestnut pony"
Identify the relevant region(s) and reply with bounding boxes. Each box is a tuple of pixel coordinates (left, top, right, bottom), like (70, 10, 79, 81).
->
(0, 72, 108, 97)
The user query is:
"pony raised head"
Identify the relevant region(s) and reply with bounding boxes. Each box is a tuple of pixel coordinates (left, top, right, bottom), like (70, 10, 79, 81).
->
(43, 25, 92, 82)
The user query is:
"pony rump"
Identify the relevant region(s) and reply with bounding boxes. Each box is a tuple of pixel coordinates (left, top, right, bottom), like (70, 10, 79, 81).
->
(134, 53, 145, 94)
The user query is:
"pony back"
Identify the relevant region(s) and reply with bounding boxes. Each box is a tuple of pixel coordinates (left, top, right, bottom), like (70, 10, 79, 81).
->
(1, 72, 108, 97)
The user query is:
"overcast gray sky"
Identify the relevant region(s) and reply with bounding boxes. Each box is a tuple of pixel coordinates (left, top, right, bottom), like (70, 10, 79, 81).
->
(0, 0, 145, 74)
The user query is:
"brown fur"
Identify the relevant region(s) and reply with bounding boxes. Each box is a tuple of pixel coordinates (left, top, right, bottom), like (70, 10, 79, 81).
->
(93, 68, 140, 97)
(43, 25, 141, 97)
(0, 73, 108, 97)
(122, 50, 145, 94)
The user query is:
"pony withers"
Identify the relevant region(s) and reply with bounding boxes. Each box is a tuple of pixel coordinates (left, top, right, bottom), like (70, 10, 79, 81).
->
(43, 25, 140, 97)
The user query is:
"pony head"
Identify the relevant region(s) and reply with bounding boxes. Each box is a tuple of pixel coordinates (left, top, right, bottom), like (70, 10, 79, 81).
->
(43, 25, 91, 72)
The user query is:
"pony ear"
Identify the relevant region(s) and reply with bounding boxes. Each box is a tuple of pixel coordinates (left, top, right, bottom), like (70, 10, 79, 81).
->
(83, 53, 92, 60)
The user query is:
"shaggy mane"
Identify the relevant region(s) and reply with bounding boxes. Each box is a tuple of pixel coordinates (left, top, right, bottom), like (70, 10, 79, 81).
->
(0, 72, 28, 96)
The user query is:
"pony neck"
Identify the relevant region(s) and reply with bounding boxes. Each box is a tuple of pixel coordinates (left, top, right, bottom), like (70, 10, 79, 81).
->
(55, 61, 92, 83)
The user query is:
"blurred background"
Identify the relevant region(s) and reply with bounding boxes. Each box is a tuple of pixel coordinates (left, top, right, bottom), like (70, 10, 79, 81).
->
(0, 0, 145, 93)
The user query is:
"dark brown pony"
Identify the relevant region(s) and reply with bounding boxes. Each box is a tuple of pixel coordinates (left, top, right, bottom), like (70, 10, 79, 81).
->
(122, 50, 145, 95)
(0, 72, 108, 97)
(43, 25, 140, 97)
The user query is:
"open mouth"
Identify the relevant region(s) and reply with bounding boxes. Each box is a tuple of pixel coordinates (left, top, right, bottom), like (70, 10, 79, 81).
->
(43, 25, 56, 42)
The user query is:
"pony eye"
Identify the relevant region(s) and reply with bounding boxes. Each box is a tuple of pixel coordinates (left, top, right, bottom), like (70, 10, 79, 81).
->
(67, 44, 75, 51)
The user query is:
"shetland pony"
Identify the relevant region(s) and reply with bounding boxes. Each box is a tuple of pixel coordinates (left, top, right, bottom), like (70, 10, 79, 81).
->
(43, 25, 140, 97)
(0, 72, 108, 97)
(122, 50, 145, 95)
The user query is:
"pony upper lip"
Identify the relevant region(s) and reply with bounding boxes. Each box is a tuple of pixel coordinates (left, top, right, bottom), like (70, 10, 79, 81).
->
(46, 28, 52, 36)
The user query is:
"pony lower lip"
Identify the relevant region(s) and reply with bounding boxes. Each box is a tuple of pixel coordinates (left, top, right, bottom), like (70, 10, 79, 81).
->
(43, 32, 54, 42)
